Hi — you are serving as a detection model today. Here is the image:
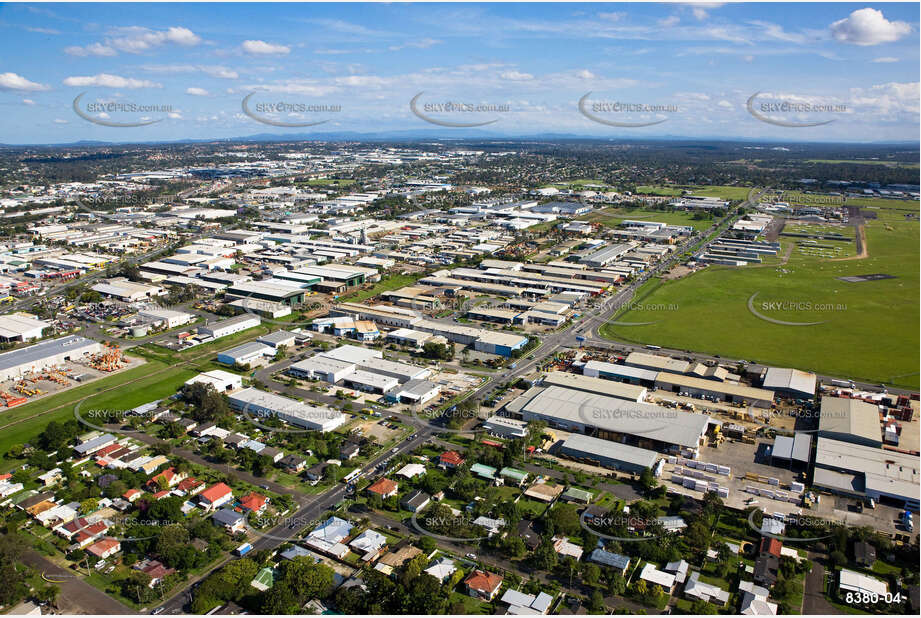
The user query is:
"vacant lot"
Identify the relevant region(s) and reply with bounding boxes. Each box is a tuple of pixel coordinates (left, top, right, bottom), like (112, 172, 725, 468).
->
(601, 202, 919, 388)
(579, 207, 714, 232)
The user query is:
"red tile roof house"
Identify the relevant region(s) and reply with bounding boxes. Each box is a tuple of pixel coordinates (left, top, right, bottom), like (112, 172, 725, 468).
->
(86, 538, 121, 560)
(366, 478, 399, 500)
(239, 492, 269, 514)
(176, 477, 205, 496)
(464, 569, 504, 600)
(55, 518, 109, 546)
(123, 489, 142, 502)
(151, 490, 172, 501)
(759, 537, 783, 558)
(135, 559, 176, 588)
(439, 450, 465, 469)
(145, 467, 187, 492)
(198, 482, 234, 512)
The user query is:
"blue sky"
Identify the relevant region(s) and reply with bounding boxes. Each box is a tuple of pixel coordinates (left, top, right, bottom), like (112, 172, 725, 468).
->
(0, 2, 918, 144)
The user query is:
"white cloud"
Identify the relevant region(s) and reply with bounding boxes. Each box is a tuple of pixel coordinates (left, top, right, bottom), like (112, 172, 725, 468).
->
(65, 26, 200, 56)
(65, 42, 117, 57)
(22, 98, 35, 105)
(26, 27, 60, 35)
(500, 70, 534, 81)
(717, 100, 733, 109)
(186, 87, 209, 96)
(108, 26, 200, 53)
(142, 64, 239, 79)
(62, 74, 161, 89)
(872, 56, 899, 63)
(830, 8, 911, 46)
(241, 40, 291, 55)
(575, 69, 596, 80)
(749, 20, 806, 44)
(388, 38, 441, 51)
(692, 7, 709, 21)
(599, 12, 626, 22)
(0, 72, 49, 91)
(659, 16, 680, 27)
(167, 112, 182, 119)
(53, 118, 68, 124)
(849, 81, 920, 114)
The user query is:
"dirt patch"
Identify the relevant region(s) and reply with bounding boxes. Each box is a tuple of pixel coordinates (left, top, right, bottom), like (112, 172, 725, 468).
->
(830, 223, 869, 261)
(661, 265, 695, 280)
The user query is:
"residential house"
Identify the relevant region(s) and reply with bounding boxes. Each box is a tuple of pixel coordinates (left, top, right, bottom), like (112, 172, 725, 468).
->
(424, 557, 457, 582)
(464, 569, 504, 601)
(278, 454, 306, 473)
(366, 478, 399, 500)
(212, 508, 246, 534)
(86, 538, 121, 560)
(439, 450, 465, 469)
(400, 489, 430, 513)
(239, 492, 269, 514)
(198, 482, 234, 511)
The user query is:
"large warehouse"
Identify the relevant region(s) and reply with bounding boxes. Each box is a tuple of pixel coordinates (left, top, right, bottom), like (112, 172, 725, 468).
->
(0, 335, 102, 382)
(762, 368, 817, 400)
(542, 371, 647, 403)
(0, 312, 50, 343)
(813, 437, 919, 509)
(505, 385, 710, 457)
(197, 314, 261, 339)
(654, 373, 775, 408)
(559, 433, 658, 474)
(228, 387, 346, 432)
(817, 396, 882, 447)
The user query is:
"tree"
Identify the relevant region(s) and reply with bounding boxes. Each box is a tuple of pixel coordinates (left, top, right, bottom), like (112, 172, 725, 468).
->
(581, 563, 601, 586)
(589, 589, 605, 612)
(639, 467, 657, 493)
(607, 572, 626, 597)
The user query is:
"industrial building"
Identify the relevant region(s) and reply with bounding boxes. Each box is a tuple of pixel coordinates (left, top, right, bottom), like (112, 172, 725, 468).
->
(473, 331, 528, 357)
(654, 373, 775, 408)
(91, 278, 164, 302)
(625, 352, 691, 375)
(583, 360, 658, 386)
(813, 437, 919, 509)
(0, 313, 50, 342)
(542, 371, 647, 402)
(482, 415, 529, 439)
(385, 379, 441, 405)
(137, 308, 194, 330)
(0, 335, 102, 382)
(770, 432, 813, 470)
(217, 342, 274, 367)
(506, 385, 710, 456)
(762, 368, 817, 400)
(817, 396, 882, 447)
(559, 433, 658, 474)
(225, 279, 309, 306)
(228, 387, 346, 432)
(197, 314, 261, 339)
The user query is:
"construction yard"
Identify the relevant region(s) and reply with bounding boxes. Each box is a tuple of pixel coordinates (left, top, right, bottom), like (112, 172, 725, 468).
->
(0, 343, 139, 410)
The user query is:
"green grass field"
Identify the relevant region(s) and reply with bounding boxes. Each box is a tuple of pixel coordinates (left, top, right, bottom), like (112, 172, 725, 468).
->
(304, 178, 356, 186)
(806, 159, 919, 169)
(636, 185, 752, 201)
(0, 360, 194, 456)
(339, 272, 424, 303)
(579, 207, 714, 232)
(600, 202, 919, 388)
